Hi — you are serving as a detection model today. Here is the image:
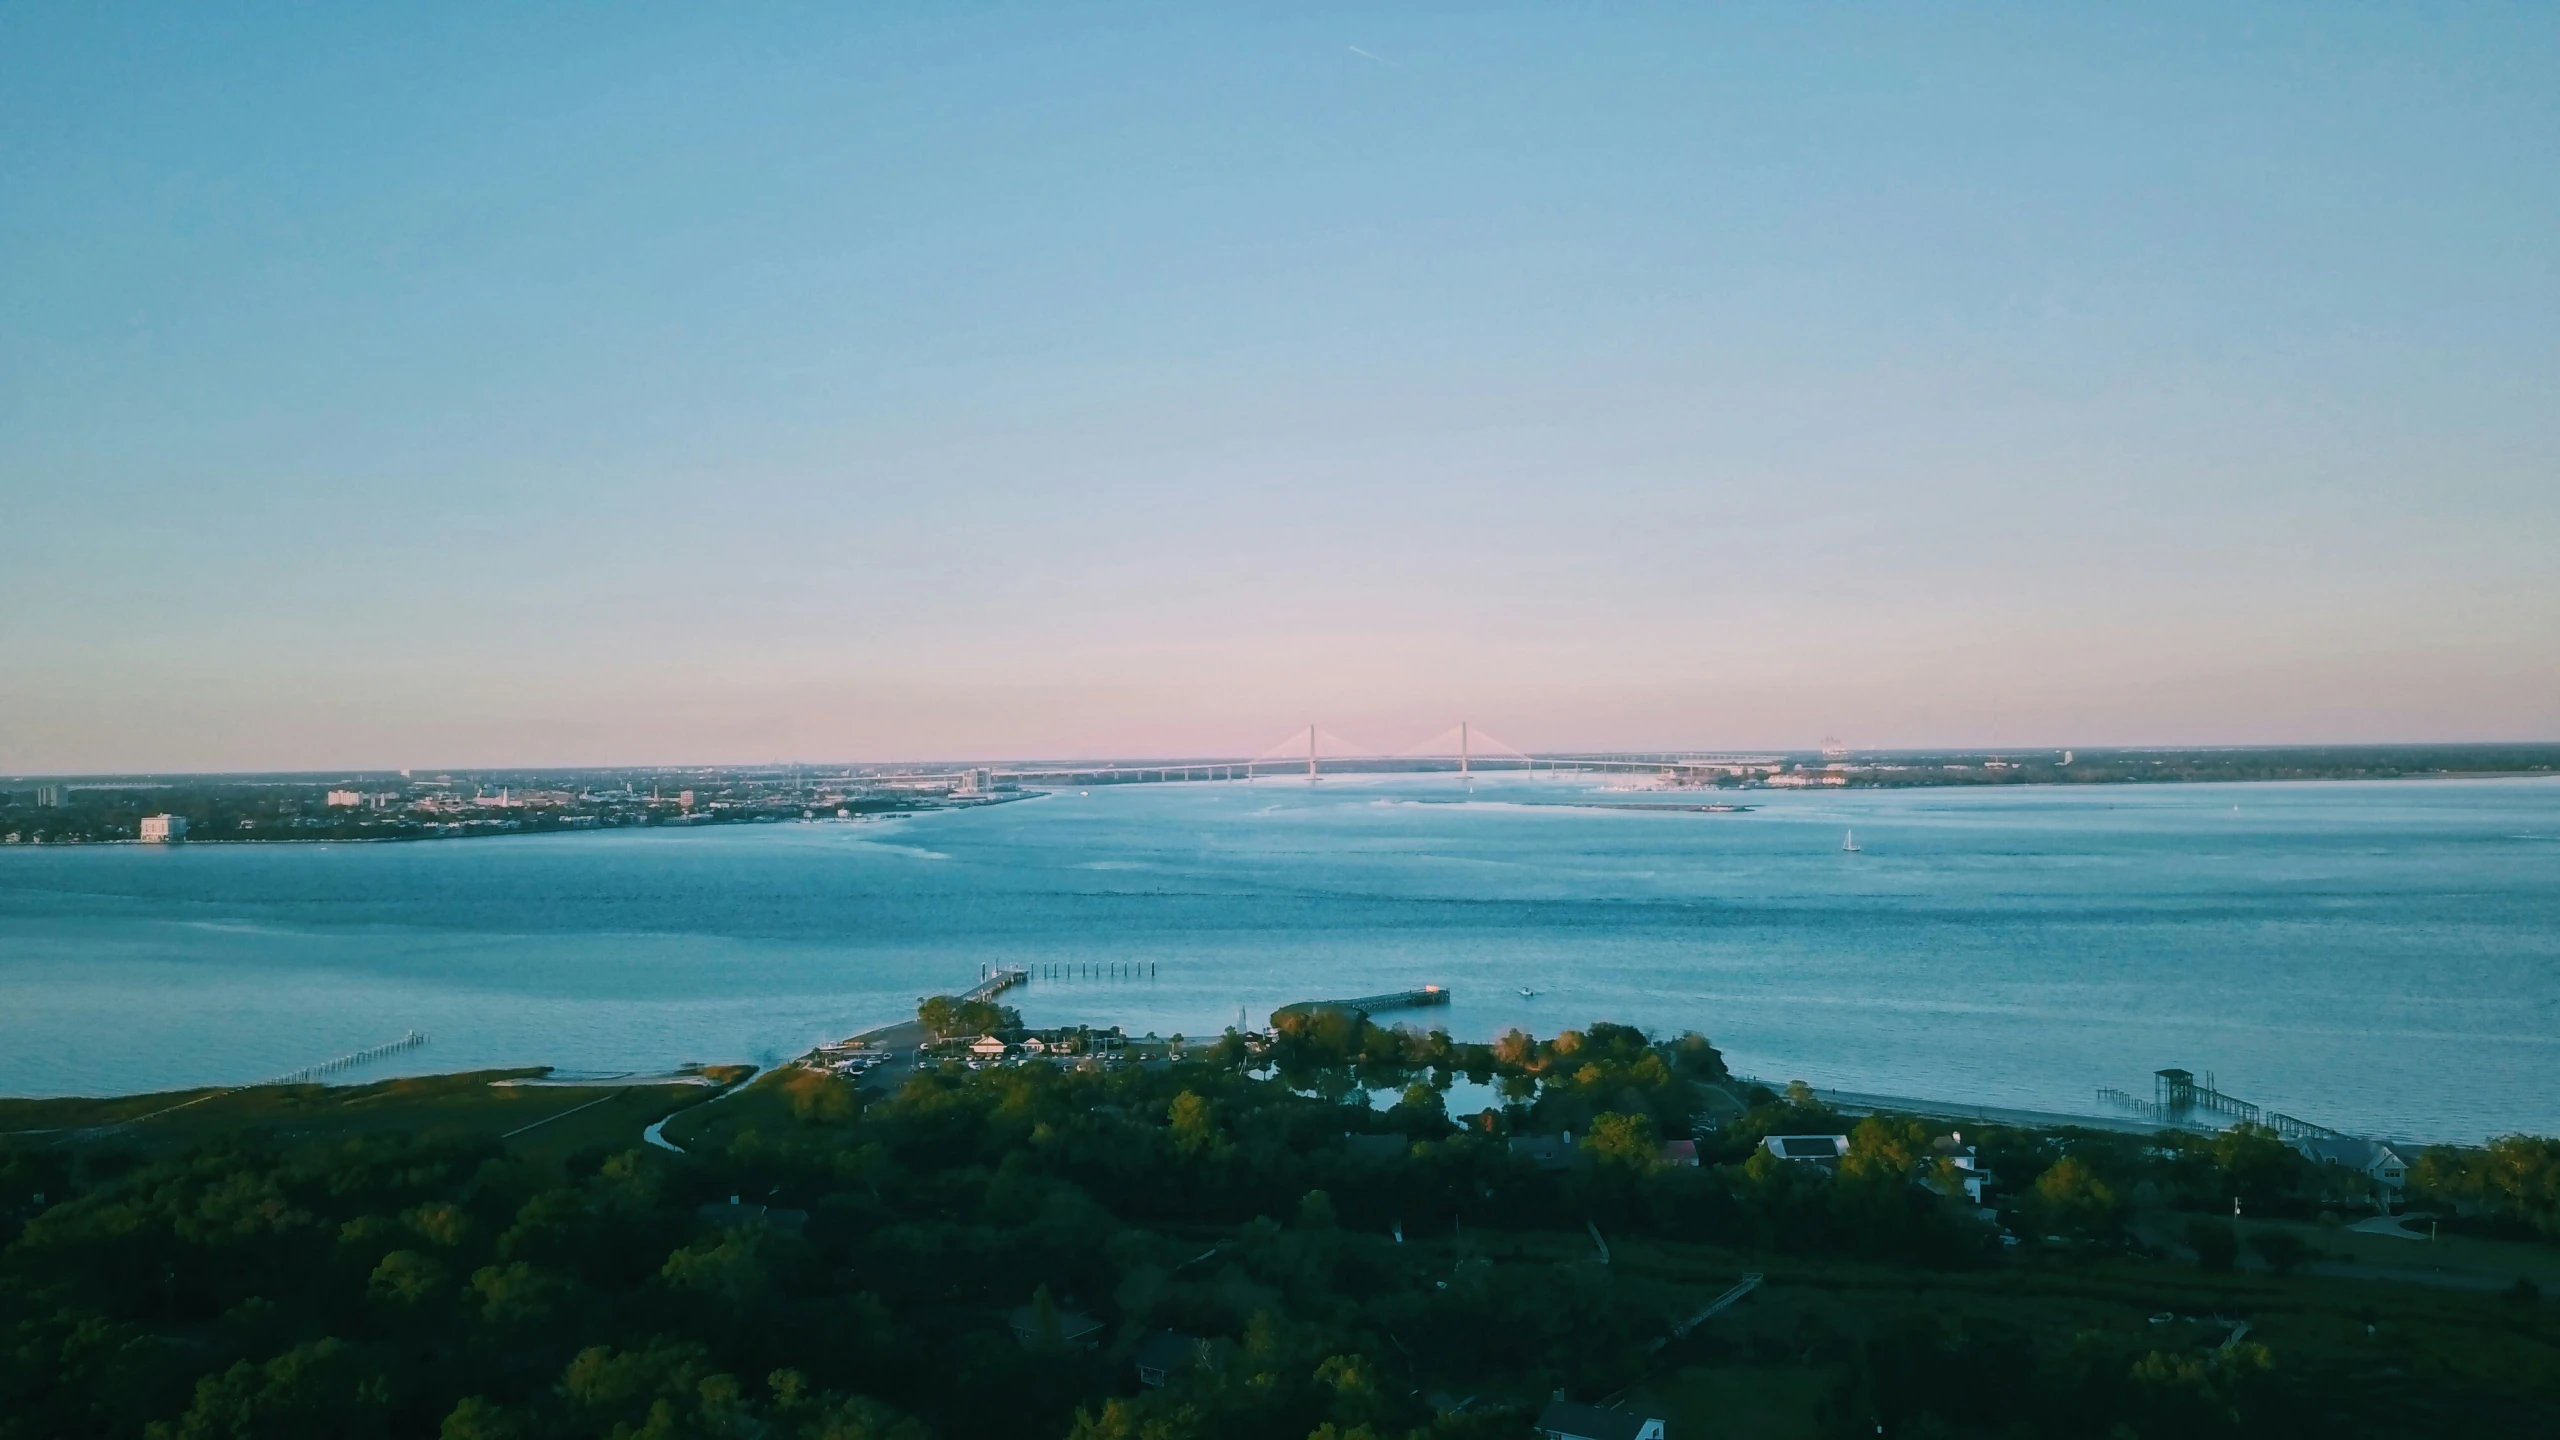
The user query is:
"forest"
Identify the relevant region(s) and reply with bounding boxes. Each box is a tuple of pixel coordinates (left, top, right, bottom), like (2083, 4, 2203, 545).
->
(3, 1009, 2557, 1439)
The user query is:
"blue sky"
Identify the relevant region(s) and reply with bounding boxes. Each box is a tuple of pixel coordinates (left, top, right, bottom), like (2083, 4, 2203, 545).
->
(4, 3, 2554, 769)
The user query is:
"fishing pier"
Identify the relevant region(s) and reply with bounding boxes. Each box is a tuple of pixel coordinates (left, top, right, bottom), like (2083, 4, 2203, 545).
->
(961, 966, 1031, 1004)
(1270, 985, 1451, 1027)
(2096, 1067, 2344, 1141)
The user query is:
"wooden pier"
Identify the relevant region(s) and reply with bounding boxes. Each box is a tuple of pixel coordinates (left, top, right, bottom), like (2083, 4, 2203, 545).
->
(257, 1031, 428, 1087)
(2097, 1068, 2344, 1141)
(960, 967, 1030, 1003)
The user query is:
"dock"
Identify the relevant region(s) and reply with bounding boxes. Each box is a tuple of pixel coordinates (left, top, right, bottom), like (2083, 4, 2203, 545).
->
(960, 967, 1031, 1004)
(1271, 985, 1450, 1027)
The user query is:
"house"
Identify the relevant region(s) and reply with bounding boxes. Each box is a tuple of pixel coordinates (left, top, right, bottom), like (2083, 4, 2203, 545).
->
(1933, 1131, 1988, 1203)
(1509, 1133, 1577, 1171)
(1007, 1303, 1105, 1350)
(967, 1034, 1009, 1060)
(1534, 1399, 1666, 1440)
(1763, 1134, 1850, 1167)
(1133, 1331, 1212, 1387)
(1657, 1139, 1699, 1167)
(2296, 1136, 2411, 1206)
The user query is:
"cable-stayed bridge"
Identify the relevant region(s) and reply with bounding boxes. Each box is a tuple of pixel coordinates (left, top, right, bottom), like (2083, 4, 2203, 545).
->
(887, 725, 1784, 791)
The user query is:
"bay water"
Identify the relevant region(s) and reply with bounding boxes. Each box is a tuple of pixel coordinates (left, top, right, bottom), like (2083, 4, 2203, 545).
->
(3, 773, 2555, 1143)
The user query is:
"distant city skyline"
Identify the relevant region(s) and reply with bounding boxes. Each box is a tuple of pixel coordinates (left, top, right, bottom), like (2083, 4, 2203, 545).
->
(4, 4, 2554, 772)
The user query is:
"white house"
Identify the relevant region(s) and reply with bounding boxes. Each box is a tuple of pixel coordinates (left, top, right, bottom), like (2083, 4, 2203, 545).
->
(1534, 1399, 1665, 1440)
(1934, 1131, 1988, 1203)
(967, 1034, 1010, 1060)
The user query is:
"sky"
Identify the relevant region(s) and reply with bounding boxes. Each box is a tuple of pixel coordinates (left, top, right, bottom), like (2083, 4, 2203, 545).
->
(3, 3, 2555, 771)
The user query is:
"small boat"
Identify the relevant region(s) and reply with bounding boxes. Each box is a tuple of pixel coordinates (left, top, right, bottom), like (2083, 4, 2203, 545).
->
(1519, 987, 1538, 998)
(1842, 830, 1861, 853)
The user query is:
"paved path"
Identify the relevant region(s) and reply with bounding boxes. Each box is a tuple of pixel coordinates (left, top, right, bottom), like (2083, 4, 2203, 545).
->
(2349, 1214, 2431, 1240)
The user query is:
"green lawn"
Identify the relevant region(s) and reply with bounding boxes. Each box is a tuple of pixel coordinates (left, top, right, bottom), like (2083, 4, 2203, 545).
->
(0, 1067, 751, 1167)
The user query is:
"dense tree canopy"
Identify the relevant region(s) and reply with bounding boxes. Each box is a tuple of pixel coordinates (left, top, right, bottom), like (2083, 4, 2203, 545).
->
(4, 1016, 2556, 1439)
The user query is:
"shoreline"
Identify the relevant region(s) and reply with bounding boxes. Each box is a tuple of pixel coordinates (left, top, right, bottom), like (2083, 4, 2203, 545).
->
(10, 768, 2549, 845)
(6, 767, 2555, 848)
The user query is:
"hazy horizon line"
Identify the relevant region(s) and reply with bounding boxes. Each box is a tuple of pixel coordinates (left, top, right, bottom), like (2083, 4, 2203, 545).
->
(11, 737, 2560, 784)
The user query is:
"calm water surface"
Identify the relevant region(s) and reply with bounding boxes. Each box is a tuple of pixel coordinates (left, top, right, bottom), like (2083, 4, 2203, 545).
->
(3, 774, 2556, 1142)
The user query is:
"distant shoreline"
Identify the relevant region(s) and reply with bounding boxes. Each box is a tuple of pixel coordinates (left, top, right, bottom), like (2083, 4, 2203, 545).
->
(7, 761, 2555, 849)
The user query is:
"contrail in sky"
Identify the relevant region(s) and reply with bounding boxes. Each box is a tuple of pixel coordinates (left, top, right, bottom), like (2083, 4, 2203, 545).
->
(1347, 45, 1398, 67)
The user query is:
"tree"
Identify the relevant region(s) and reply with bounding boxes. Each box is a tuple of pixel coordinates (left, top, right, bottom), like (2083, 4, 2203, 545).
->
(1168, 1091, 1224, 1157)
(367, 1249, 448, 1305)
(2026, 1157, 2123, 1242)
(1391, 1081, 1448, 1138)
(2211, 1124, 2306, 1211)
(1580, 1112, 1659, 1171)
(1664, 1031, 1728, 1081)
(439, 1396, 528, 1440)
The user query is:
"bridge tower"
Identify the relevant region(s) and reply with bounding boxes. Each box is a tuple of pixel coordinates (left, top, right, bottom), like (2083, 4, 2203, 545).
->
(1461, 721, 1470, 775)
(1307, 724, 1318, 779)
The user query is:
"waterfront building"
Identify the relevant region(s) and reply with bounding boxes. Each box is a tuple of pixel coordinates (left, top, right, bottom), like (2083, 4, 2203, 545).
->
(2296, 1136, 2411, 1206)
(139, 814, 188, 843)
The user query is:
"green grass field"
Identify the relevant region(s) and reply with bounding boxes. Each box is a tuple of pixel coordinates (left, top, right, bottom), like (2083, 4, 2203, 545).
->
(0, 1065, 754, 1169)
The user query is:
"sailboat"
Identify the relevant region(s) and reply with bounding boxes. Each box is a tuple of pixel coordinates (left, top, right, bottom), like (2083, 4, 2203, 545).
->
(1841, 830, 1861, 853)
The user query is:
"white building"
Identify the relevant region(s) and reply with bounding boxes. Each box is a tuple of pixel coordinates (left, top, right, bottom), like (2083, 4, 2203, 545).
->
(326, 790, 365, 807)
(139, 814, 188, 843)
(1934, 1131, 1988, 1203)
